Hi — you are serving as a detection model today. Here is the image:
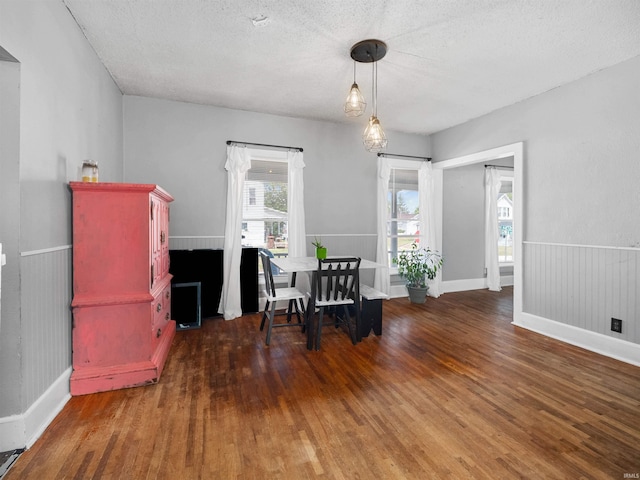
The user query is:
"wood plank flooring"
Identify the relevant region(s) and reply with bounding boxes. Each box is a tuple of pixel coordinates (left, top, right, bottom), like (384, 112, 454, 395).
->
(7, 287, 640, 479)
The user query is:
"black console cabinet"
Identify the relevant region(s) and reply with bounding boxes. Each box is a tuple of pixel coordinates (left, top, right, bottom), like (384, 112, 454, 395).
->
(240, 247, 259, 313)
(169, 248, 258, 318)
(169, 249, 222, 319)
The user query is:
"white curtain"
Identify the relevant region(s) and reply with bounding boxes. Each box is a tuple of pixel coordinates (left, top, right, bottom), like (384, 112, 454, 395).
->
(484, 167, 502, 292)
(418, 161, 442, 297)
(374, 156, 390, 295)
(222, 145, 251, 320)
(287, 150, 310, 294)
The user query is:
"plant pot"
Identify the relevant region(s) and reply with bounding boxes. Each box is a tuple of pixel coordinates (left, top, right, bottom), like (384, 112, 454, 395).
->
(316, 247, 327, 260)
(407, 285, 428, 304)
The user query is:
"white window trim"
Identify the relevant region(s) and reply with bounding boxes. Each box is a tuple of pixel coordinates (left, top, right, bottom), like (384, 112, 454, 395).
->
(387, 158, 422, 273)
(244, 148, 290, 279)
(498, 170, 514, 265)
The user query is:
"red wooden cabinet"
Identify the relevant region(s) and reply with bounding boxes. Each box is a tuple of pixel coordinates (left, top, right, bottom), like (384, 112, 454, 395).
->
(69, 182, 176, 395)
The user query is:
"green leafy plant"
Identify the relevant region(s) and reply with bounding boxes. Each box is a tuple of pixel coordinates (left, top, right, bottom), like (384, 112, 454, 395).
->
(393, 243, 443, 288)
(311, 237, 324, 249)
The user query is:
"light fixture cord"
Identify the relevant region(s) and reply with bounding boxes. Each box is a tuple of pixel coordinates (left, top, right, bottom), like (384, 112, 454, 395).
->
(371, 59, 377, 117)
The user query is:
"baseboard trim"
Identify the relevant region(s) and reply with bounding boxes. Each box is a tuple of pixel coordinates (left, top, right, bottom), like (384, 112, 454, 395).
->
(441, 278, 486, 293)
(514, 312, 640, 367)
(440, 275, 513, 293)
(501, 275, 514, 286)
(0, 367, 71, 451)
(389, 285, 407, 299)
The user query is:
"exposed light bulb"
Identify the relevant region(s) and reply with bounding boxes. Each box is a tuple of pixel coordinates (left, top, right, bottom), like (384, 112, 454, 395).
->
(362, 115, 387, 153)
(344, 83, 366, 117)
(345, 39, 389, 152)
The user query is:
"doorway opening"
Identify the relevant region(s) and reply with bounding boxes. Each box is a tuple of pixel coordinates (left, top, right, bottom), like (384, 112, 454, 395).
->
(433, 142, 523, 324)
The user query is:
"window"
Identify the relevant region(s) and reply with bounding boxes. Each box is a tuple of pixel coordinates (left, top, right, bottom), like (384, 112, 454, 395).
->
(498, 177, 513, 264)
(242, 158, 289, 260)
(386, 167, 420, 268)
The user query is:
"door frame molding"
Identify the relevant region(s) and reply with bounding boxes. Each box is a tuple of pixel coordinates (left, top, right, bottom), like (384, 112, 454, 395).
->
(433, 142, 524, 324)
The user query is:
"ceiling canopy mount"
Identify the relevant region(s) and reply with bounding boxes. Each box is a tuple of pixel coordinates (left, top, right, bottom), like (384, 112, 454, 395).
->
(350, 39, 387, 63)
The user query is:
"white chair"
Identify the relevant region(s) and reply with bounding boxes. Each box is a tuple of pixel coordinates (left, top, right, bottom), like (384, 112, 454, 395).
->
(259, 251, 306, 345)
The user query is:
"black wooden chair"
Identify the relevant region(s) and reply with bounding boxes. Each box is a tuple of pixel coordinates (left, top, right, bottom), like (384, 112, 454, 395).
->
(307, 257, 361, 350)
(259, 251, 306, 345)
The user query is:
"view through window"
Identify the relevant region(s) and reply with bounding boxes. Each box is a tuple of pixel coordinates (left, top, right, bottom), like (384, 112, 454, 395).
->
(498, 177, 513, 264)
(387, 167, 420, 268)
(242, 159, 288, 275)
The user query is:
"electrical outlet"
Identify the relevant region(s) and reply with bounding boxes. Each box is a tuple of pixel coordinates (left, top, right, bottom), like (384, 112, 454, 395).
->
(611, 317, 622, 333)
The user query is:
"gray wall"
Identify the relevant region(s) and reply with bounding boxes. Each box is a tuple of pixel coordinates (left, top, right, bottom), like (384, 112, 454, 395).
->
(2, 0, 638, 451)
(432, 54, 640, 343)
(0, 56, 22, 423)
(432, 56, 640, 248)
(442, 158, 514, 282)
(123, 95, 431, 261)
(0, 0, 123, 429)
(442, 163, 485, 281)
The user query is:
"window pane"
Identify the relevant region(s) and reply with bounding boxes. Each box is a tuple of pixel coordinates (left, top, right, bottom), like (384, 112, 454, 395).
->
(387, 168, 419, 267)
(243, 160, 288, 259)
(497, 182, 513, 263)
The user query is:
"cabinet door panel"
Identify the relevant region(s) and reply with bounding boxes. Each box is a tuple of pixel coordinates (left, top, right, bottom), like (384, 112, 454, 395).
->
(160, 203, 170, 278)
(150, 198, 165, 287)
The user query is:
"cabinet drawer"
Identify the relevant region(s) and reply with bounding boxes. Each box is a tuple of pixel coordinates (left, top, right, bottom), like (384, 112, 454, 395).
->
(162, 283, 171, 317)
(152, 284, 172, 335)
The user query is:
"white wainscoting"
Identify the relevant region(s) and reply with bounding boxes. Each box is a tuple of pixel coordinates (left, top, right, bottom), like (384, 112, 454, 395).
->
(169, 236, 225, 250)
(515, 241, 640, 366)
(1, 246, 73, 450)
(20, 246, 73, 409)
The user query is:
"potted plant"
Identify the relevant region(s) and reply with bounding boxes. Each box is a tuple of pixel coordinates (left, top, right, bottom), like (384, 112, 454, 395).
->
(312, 237, 327, 260)
(393, 242, 443, 304)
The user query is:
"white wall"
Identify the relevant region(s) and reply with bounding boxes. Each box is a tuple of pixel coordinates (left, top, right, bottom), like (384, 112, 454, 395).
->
(0, 1, 123, 450)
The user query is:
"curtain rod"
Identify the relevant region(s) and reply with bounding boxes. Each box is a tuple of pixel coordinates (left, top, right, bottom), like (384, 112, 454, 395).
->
(377, 152, 431, 161)
(226, 140, 303, 152)
(484, 165, 514, 169)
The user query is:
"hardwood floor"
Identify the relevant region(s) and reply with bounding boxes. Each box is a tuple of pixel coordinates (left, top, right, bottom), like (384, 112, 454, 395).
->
(7, 287, 640, 479)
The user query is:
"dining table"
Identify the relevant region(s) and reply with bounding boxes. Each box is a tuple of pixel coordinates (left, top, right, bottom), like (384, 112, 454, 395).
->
(270, 256, 387, 349)
(270, 256, 384, 275)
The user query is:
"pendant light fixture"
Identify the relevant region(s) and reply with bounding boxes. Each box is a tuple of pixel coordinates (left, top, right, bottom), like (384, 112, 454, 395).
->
(347, 39, 388, 153)
(362, 60, 387, 152)
(343, 61, 366, 117)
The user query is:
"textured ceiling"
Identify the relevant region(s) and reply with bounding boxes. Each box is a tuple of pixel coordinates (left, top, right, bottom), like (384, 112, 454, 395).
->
(62, 0, 640, 135)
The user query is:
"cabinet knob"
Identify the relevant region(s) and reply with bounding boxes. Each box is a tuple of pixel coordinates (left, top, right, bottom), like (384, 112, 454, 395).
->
(156, 303, 162, 312)
(156, 328, 162, 338)
(165, 291, 170, 299)
(165, 312, 170, 321)
(160, 231, 166, 244)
